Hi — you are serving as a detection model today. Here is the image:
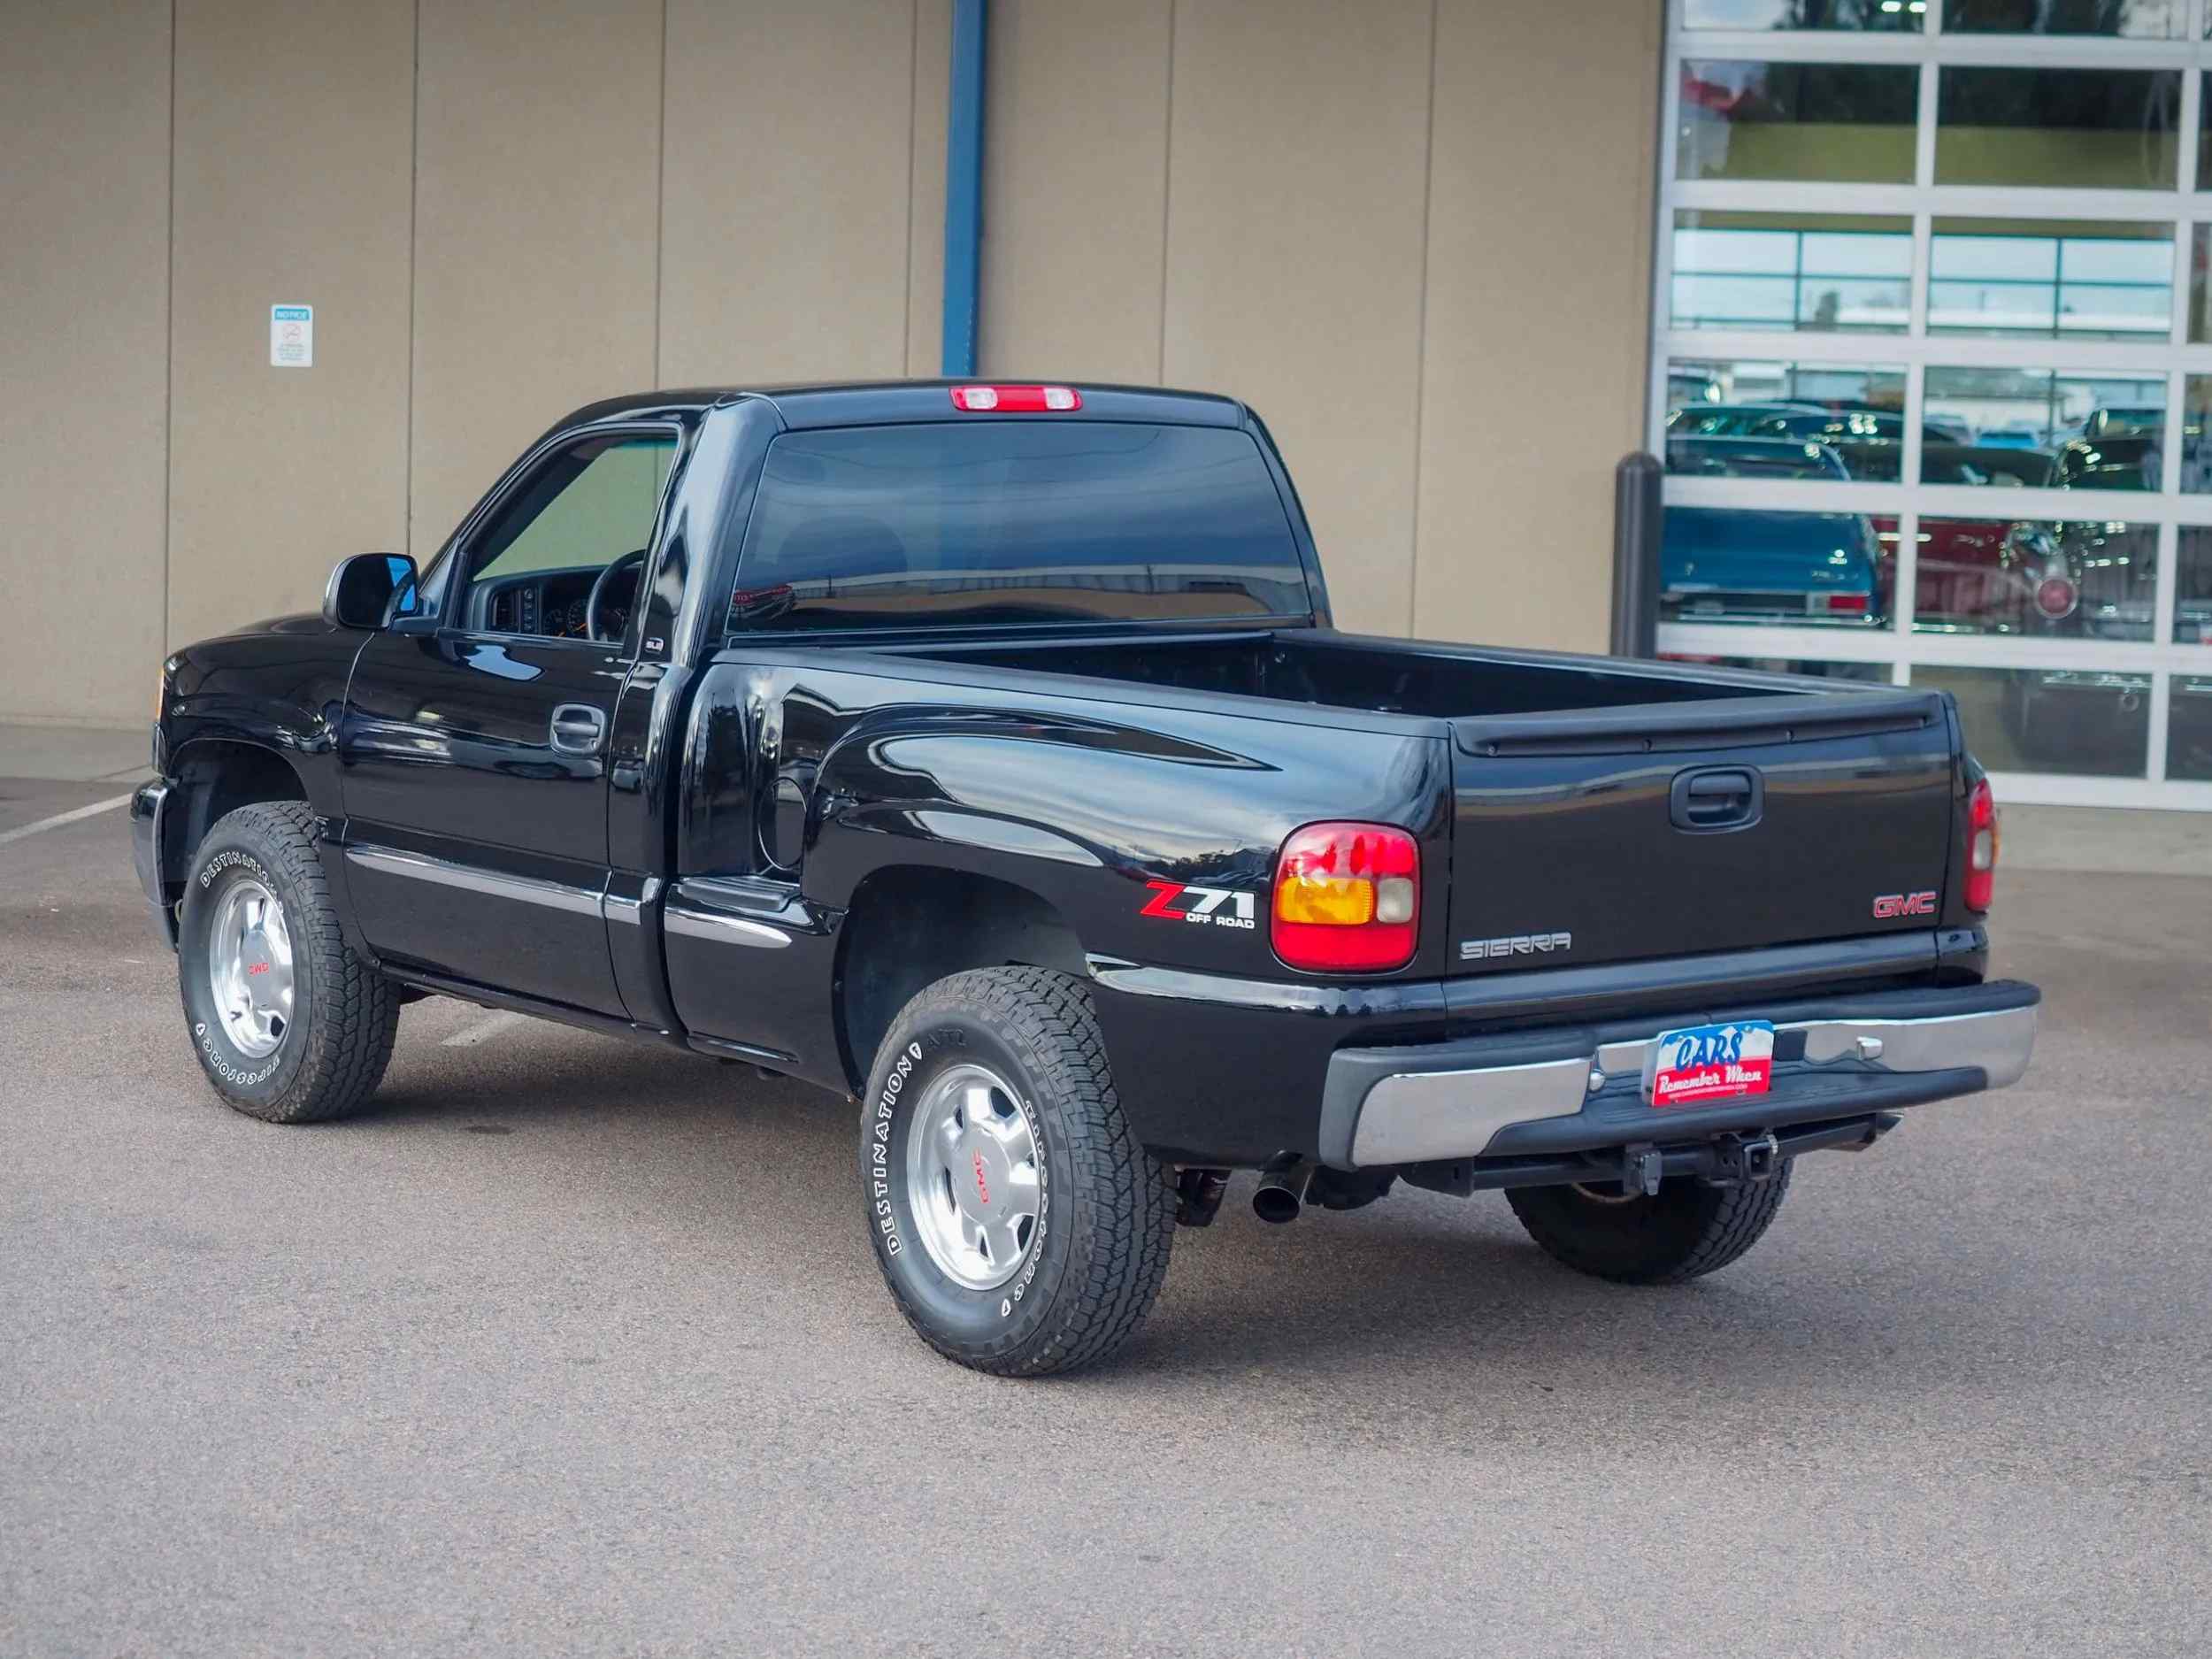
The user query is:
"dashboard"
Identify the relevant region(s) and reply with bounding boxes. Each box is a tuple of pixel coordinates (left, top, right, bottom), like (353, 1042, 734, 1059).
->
(478, 566, 628, 641)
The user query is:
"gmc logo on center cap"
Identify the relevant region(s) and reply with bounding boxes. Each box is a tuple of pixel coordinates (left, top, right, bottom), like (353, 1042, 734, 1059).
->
(1872, 890, 1938, 918)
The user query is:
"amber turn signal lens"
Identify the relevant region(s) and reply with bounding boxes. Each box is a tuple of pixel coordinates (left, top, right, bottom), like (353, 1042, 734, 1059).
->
(1274, 872, 1376, 926)
(1270, 821, 1419, 972)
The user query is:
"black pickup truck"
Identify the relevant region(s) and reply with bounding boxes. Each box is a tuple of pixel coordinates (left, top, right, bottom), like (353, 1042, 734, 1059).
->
(133, 381, 2039, 1374)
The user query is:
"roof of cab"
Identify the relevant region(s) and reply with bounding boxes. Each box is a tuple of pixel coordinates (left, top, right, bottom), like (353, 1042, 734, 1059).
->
(558, 380, 1249, 432)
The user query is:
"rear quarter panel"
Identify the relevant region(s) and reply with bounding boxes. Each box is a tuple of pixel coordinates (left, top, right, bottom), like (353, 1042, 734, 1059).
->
(681, 655, 1454, 975)
(670, 654, 1455, 1148)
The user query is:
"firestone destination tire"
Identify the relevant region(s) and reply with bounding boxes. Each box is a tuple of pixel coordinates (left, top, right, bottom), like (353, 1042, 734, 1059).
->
(1505, 1161, 1794, 1286)
(859, 967, 1175, 1376)
(175, 802, 399, 1124)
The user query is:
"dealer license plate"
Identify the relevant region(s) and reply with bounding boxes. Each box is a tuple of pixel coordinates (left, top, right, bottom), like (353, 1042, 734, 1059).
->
(1645, 1020, 1775, 1108)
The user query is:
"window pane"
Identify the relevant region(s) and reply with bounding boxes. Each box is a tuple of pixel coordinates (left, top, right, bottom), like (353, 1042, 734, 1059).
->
(2172, 678, 2212, 779)
(727, 424, 1310, 634)
(1667, 360, 1909, 482)
(1914, 518, 2155, 638)
(1947, 0, 2185, 37)
(473, 435, 675, 584)
(2191, 226, 2212, 336)
(2202, 74, 2212, 188)
(1916, 664, 2149, 777)
(1682, 0, 1924, 26)
(1663, 506, 1887, 625)
(1928, 220, 2173, 341)
(1935, 68, 2180, 189)
(1662, 653, 1892, 681)
(2175, 529, 2212, 641)
(1923, 366, 2162, 488)
(1671, 211, 1912, 332)
(1678, 61, 1918, 184)
(2183, 378, 2212, 491)
(1911, 517, 2145, 636)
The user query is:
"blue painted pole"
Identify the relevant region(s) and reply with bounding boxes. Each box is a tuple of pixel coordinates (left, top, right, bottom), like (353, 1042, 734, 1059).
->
(941, 0, 987, 378)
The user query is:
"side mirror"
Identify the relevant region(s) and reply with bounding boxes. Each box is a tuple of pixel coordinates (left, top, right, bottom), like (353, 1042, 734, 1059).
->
(322, 553, 419, 631)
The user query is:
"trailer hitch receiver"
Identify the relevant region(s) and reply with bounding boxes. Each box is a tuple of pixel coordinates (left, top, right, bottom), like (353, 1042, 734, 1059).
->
(1706, 1131, 1781, 1187)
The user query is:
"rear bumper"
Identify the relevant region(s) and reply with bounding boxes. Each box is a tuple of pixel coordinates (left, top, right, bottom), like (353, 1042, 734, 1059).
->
(129, 780, 176, 949)
(1319, 979, 2039, 1171)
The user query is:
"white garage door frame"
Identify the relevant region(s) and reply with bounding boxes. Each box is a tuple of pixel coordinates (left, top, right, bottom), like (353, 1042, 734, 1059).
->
(1650, 0, 2212, 810)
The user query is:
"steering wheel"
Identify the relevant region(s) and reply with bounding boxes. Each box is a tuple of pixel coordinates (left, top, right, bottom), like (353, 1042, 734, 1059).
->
(586, 549, 649, 643)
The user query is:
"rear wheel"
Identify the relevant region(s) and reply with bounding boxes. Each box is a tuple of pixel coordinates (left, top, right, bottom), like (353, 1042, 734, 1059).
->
(1505, 1162, 1793, 1285)
(176, 802, 399, 1123)
(859, 967, 1174, 1376)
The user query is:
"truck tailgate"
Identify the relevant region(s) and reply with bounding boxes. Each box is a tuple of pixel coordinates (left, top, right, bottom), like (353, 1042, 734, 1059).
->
(1448, 688, 1956, 972)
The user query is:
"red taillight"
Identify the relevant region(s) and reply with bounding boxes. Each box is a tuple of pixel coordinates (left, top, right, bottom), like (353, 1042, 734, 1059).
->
(1824, 593, 1870, 614)
(1965, 777, 1999, 912)
(2035, 574, 2079, 620)
(1271, 821, 1419, 972)
(949, 384, 1081, 412)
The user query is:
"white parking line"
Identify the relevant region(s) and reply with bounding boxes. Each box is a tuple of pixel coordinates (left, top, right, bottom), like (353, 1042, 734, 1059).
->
(442, 1009, 533, 1048)
(0, 794, 136, 849)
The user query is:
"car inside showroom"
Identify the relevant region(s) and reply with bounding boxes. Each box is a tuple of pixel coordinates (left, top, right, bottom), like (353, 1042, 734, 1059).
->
(1658, 0, 2212, 807)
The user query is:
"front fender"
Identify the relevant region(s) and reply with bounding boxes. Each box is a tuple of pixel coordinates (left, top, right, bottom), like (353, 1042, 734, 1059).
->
(164, 620, 362, 818)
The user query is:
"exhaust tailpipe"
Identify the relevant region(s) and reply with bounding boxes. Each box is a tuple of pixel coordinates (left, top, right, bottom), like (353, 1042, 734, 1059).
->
(1252, 1161, 1313, 1225)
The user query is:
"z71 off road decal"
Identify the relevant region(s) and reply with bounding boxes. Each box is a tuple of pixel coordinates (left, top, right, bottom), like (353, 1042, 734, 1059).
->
(1139, 881, 1257, 930)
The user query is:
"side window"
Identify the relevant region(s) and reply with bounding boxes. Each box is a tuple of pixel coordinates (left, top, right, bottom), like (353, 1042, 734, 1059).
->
(460, 432, 677, 638)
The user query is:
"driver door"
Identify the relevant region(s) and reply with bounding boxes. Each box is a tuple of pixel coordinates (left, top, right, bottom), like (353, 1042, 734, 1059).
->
(338, 425, 678, 1016)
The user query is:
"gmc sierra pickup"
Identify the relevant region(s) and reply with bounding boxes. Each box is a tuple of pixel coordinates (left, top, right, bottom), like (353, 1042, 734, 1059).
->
(134, 381, 2039, 1375)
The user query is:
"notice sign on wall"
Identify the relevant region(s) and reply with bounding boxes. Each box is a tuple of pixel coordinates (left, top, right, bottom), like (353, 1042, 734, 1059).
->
(270, 303, 313, 368)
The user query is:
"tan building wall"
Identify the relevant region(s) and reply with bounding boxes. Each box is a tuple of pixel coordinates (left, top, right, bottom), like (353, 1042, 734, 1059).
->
(0, 0, 1658, 725)
(1, 4, 173, 727)
(982, 0, 1663, 648)
(167, 0, 417, 653)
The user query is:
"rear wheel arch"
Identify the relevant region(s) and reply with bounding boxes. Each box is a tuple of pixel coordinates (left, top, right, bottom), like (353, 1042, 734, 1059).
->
(833, 865, 1087, 1094)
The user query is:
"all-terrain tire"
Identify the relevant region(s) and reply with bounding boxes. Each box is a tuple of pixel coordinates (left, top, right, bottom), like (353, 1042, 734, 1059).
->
(859, 967, 1175, 1376)
(1505, 1161, 1793, 1286)
(176, 802, 399, 1123)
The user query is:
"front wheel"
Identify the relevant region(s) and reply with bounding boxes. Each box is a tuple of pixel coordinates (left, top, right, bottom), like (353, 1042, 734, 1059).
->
(859, 967, 1175, 1376)
(176, 802, 399, 1123)
(1505, 1162, 1793, 1286)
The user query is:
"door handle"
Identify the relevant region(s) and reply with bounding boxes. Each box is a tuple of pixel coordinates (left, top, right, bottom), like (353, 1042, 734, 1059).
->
(549, 703, 608, 756)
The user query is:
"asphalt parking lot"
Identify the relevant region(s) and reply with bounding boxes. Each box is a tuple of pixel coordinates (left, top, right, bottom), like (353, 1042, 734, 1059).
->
(3, 777, 2207, 1657)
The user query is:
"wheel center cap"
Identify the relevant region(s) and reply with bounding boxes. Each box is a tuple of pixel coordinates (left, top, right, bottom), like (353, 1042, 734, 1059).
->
(958, 1133, 1011, 1221)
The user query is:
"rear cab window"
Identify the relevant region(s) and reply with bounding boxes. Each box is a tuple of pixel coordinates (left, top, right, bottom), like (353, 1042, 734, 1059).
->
(724, 421, 1312, 635)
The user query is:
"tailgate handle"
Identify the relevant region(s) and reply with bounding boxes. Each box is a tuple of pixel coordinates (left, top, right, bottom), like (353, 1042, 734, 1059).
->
(1671, 766, 1763, 832)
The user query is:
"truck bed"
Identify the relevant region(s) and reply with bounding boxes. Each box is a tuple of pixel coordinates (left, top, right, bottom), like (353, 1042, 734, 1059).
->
(898, 627, 1778, 720)
(896, 627, 1962, 974)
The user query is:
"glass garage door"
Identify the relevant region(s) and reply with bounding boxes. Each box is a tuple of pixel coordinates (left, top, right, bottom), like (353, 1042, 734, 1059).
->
(1654, 0, 2212, 808)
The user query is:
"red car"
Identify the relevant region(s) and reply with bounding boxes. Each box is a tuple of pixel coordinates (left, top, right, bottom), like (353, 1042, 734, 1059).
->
(1873, 445, 2073, 632)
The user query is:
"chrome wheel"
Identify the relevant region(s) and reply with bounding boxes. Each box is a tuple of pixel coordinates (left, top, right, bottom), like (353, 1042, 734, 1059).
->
(206, 877, 294, 1059)
(904, 1062, 1041, 1292)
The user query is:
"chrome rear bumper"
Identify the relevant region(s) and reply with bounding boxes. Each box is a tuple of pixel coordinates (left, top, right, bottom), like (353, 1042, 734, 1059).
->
(1322, 985, 2039, 1171)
